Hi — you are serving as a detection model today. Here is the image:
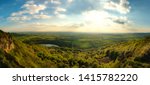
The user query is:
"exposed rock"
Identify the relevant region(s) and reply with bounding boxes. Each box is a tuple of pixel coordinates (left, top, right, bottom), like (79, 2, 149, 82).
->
(0, 30, 14, 53)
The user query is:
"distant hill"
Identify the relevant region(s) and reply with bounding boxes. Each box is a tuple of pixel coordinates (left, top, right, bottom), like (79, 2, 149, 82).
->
(0, 30, 150, 68)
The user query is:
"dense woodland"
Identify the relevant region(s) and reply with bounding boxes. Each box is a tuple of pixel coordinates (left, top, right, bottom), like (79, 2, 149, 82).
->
(0, 30, 150, 68)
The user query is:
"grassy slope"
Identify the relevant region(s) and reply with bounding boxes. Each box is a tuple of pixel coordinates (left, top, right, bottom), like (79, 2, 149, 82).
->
(0, 38, 58, 68)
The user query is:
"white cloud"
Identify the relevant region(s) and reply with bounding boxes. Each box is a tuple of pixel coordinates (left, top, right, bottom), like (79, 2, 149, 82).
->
(11, 1, 46, 16)
(81, 9, 132, 33)
(67, 0, 73, 3)
(26, 0, 34, 4)
(104, 0, 131, 14)
(82, 10, 129, 26)
(54, 7, 67, 19)
(54, 7, 66, 14)
(33, 13, 51, 19)
(11, 11, 25, 16)
(8, 1, 51, 21)
(9, 13, 51, 21)
(44, 0, 62, 5)
(22, 4, 46, 15)
(8, 16, 31, 21)
(51, 0, 61, 5)
(82, 10, 111, 26)
(9, 0, 68, 21)
(77, 0, 135, 33)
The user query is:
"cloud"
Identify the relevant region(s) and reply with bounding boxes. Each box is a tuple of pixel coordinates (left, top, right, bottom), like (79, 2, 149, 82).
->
(110, 16, 129, 24)
(5, 0, 138, 33)
(44, 0, 72, 5)
(8, 0, 50, 21)
(67, 0, 74, 3)
(8, 16, 31, 21)
(104, 0, 131, 14)
(33, 13, 51, 19)
(82, 10, 130, 26)
(82, 10, 110, 25)
(54, 7, 66, 14)
(22, 3, 46, 15)
(79, 0, 132, 33)
(51, 0, 61, 5)
(12, 1, 46, 16)
(67, 0, 102, 14)
(8, 0, 69, 21)
(53, 7, 67, 18)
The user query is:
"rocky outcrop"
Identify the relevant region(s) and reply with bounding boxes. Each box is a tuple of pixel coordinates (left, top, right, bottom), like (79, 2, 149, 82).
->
(0, 30, 14, 53)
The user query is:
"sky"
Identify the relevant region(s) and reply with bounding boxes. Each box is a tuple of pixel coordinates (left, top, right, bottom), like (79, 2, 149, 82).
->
(0, 0, 150, 33)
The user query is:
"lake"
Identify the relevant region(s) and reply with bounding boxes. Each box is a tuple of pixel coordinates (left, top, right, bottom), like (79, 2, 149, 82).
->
(40, 44, 59, 47)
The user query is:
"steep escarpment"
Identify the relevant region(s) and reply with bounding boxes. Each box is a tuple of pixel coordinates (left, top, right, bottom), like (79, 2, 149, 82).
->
(0, 30, 53, 68)
(0, 30, 14, 53)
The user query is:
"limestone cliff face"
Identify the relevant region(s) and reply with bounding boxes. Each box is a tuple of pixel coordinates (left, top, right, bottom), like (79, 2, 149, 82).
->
(0, 30, 14, 53)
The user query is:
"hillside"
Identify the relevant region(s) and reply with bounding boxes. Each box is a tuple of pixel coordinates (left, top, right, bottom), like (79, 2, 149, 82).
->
(0, 30, 55, 67)
(97, 37, 150, 67)
(0, 30, 14, 53)
(0, 30, 150, 68)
